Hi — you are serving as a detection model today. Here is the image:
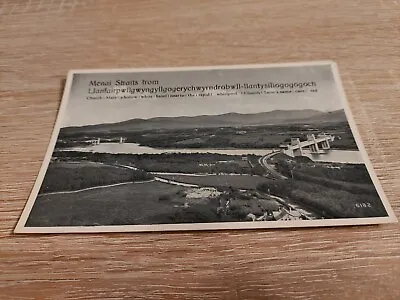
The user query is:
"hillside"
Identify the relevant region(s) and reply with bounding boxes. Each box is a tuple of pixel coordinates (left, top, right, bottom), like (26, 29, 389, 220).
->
(60, 109, 347, 135)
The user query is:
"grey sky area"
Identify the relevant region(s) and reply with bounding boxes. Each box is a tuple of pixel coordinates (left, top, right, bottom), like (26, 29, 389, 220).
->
(62, 64, 343, 127)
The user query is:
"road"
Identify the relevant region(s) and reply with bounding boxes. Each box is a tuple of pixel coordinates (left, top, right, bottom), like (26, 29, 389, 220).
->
(258, 151, 288, 180)
(154, 177, 199, 187)
(39, 179, 155, 196)
(118, 164, 200, 187)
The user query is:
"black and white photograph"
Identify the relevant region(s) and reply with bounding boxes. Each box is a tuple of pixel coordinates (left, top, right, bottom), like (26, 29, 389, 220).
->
(15, 61, 397, 233)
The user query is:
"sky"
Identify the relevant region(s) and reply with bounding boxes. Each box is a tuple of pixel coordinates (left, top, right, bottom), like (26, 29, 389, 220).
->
(61, 64, 343, 127)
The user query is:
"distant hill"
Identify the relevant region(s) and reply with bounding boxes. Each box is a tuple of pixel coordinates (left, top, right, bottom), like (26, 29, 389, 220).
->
(299, 109, 347, 123)
(60, 109, 347, 135)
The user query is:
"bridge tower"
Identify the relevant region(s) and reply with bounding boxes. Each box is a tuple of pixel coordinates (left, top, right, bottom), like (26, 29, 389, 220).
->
(91, 138, 100, 145)
(290, 138, 304, 156)
(321, 140, 330, 150)
(317, 133, 330, 150)
(307, 134, 319, 153)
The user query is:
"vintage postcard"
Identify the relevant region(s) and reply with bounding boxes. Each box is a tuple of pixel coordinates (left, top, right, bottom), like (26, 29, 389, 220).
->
(15, 61, 397, 233)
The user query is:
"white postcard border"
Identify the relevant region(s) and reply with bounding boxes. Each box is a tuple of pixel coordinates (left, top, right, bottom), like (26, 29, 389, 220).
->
(14, 60, 398, 234)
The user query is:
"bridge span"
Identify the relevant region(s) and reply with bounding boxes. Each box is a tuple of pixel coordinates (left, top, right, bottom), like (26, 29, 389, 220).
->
(284, 133, 334, 157)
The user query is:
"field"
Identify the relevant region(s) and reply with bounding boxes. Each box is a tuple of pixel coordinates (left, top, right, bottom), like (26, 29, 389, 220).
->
(28, 179, 280, 226)
(39, 161, 153, 194)
(42, 148, 388, 221)
(28, 181, 186, 226)
(28, 167, 291, 226)
(257, 155, 387, 218)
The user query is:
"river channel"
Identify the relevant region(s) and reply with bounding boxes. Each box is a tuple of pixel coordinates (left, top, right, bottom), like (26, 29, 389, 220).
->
(66, 142, 364, 164)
